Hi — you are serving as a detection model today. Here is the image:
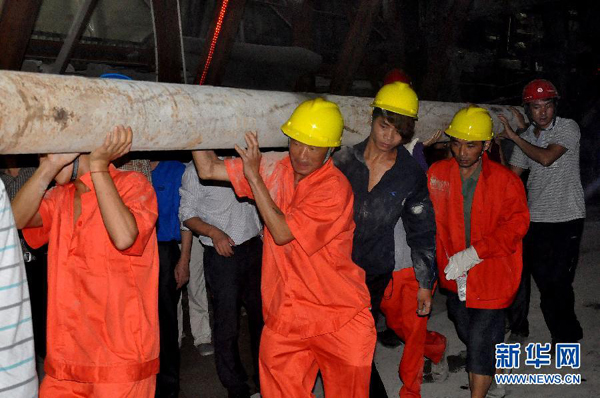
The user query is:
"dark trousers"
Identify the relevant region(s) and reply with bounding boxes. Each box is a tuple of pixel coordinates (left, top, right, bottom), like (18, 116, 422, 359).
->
(447, 293, 504, 376)
(204, 236, 264, 396)
(23, 241, 48, 359)
(508, 219, 584, 342)
(366, 272, 392, 398)
(156, 241, 182, 398)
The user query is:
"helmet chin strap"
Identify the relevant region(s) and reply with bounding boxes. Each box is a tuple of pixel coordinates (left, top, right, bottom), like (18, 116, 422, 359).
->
(323, 148, 333, 164)
(70, 157, 80, 181)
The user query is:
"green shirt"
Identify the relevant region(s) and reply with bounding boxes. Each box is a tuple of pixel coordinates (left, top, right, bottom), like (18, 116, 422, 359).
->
(461, 162, 482, 247)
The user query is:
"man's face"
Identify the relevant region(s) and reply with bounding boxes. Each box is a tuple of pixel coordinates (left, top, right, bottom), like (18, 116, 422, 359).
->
(289, 138, 329, 180)
(370, 116, 405, 152)
(450, 138, 489, 169)
(529, 99, 555, 129)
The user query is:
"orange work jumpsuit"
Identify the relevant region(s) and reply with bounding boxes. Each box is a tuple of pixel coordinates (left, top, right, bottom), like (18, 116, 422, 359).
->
(24, 166, 160, 398)
(380, 268, 446, 398)
(427, 153, 530, 309)
(226, 156, 376, 398)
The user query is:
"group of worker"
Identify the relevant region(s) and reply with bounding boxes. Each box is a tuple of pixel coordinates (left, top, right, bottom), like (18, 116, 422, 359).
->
(0, 73, 585, 398)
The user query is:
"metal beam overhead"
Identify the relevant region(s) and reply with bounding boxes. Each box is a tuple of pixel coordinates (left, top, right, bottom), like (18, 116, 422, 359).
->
(51, 0, 100, 74)
(329, 0, 381, 95)
(151, 0, 185, 83)
(194, 0, 248, 85)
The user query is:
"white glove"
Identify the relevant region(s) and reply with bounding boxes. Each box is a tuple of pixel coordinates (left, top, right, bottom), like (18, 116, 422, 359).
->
(444, 246, 482, 281)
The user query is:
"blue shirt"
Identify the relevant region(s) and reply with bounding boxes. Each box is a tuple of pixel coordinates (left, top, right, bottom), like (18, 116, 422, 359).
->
(152, 161, 186, 242)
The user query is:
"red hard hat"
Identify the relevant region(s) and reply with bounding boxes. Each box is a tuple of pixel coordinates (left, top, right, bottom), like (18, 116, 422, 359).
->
(383, 68, 412, 86)
(522, 79, 559, 103)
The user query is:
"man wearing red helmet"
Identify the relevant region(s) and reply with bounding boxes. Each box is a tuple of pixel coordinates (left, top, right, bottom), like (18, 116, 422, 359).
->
(499, 79, 586, 346)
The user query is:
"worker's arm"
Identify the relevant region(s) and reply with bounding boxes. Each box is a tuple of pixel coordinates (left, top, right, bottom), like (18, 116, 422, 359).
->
(499, 115, 567, 167)
(510, 137, 566, 167)
(192, 151, 230, 181)
(174, 229, 192, 289)
(12, 153, 78, 229)
(235, 132, 294, 246)
(403, 174, 437, 291)
(184, 216, 235, 257)
(90, 126, 139, 250)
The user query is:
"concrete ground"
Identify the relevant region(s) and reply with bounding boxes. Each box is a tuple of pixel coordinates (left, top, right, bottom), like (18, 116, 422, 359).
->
(179, 213, 600, 398)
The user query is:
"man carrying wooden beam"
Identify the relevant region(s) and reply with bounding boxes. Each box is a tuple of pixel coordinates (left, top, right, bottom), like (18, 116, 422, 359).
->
(192, 98, 376, 398)
(12, 126, 160, 398)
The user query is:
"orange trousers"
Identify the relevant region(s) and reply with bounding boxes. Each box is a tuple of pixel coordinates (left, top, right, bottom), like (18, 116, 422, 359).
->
(259, 307, 376, 398)
(380, 268, 447, 398)
(40, 375, 156, 398)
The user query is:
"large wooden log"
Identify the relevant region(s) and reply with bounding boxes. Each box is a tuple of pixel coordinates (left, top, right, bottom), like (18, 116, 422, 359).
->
(0, 71, 521, 154)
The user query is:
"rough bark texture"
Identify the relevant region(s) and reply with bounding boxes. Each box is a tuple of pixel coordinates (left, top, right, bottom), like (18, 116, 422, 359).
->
(0, 70, 522, 154)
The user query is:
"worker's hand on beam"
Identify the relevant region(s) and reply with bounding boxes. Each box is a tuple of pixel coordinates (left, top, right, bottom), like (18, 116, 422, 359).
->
(509, 106, 527, 130)
(90, 126, 133, 171)
(234, 132, 262, 184)
(497, 114, 519, 142)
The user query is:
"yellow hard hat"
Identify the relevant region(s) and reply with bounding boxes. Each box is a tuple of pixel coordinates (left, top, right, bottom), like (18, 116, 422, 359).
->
(370, 82, 419, 119)
(445, 106, 493, 141)
(281, 98, 344, 147)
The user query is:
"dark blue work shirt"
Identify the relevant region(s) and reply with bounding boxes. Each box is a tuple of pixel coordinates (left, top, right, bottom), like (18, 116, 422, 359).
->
(152, 160, 186, 242)
(334, 139, 437, 288)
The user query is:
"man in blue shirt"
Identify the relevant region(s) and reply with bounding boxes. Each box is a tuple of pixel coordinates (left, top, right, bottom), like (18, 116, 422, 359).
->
(151, 159, 190, 398)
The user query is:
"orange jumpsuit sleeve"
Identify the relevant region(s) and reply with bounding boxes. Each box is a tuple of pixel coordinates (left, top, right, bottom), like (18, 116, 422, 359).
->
(225, 158, 255, 199)
(224, 153, 285, 199)
(22, 186, 60, 249)
(116, 172, 159, 257)
(286, 176, 353, 257)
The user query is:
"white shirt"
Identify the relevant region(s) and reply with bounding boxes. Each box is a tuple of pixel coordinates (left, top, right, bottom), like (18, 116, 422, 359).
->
(0, 180, 38, 397)
(179, 161, 262, 246)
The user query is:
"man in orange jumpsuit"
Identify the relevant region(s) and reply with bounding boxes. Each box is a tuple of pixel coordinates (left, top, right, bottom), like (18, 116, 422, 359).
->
(192, 98, 376, 398)
(13, 126, 160, 398)
(428, 106, 529, 398)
